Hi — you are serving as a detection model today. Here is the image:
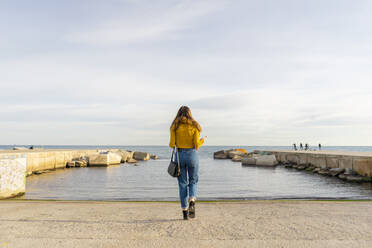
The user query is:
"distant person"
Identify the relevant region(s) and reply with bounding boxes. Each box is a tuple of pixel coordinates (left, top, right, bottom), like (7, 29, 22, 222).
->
(319, 143, 321, 150)
(169, 106, 206, 220)
(305, 143, 309, 150)
(300, 143, 303, 150)
(293, 143, 297, 151)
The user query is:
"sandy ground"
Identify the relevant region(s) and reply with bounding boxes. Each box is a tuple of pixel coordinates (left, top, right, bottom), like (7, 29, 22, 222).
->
(0, 200, 372, 248)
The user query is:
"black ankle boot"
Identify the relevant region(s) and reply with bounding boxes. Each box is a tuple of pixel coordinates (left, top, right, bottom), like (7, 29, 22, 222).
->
(182, 210, 189, 220)
(189, 201, 195, 218)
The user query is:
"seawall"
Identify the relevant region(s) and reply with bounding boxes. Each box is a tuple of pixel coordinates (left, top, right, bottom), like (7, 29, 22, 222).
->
(265, 150, 372, 177)
(0, 149, 99, 199)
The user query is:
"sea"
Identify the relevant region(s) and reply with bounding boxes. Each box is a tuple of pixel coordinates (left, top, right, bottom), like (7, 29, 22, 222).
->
(2, 145, 372, 201)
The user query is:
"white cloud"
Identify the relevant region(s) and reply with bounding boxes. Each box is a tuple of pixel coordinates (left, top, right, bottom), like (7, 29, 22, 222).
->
(67, 0, 225, 45)
(1, 0, 372, 145)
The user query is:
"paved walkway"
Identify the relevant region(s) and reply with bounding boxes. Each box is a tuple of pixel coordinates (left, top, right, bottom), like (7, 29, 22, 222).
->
(1, 200, 372, 248)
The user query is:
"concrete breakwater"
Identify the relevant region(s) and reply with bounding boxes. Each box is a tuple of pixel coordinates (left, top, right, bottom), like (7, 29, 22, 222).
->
(0, 149, 157, 199)
(214, 149, 372, 182)
(264, 150, 372, 182)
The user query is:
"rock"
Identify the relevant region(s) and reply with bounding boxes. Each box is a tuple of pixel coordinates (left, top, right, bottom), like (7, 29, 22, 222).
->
(362, 177, 372, 182)
(344, 168, 355, 175)
(150, 154, 158, 160)
(284, 164, 293, 168)
(346, 175, 365, 182)
(329, 168, 345, 177)
(232, 155, 242, 162)
(13, 147, 29, 150)
(89, 152, 122, 166)
(259, 151, 273, 156)
(214, 150, 228, 159)
(66, 161, 76, 168)
(318, 169, 330, 176)
(120, 150, 134, 163)
(110, 150, 134, 163)
(227, 150, 245, 159)
(297, 165, 306, 170)
(75, 160, 87, 167)
(256, 155, 278, 167)
(127, 158, 138, 163)
(244, 152, 254, 158)
(72, 157, 88, 167)
(242, 157, 257, 166)
(338, 173, 347, 180)
(133, 152, 150, 161)
(306, 166, 315, 172)
(313, 168, 321, 173)
(33, 170, 50, 175)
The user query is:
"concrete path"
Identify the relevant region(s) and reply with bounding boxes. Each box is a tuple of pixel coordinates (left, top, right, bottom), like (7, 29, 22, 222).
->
(1, 200, 372, 248)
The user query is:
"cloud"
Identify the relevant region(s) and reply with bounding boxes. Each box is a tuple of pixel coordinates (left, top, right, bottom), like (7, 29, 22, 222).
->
(67, 0, 225, 45)
(2, 0, 372, 145)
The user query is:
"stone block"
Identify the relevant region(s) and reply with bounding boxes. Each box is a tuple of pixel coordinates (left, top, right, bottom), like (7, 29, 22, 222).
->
(307, 155, 317, 167)
(26, 153, 39, 174)
(242, 157, 257, 166)
(298, 154, 308, 165)
(256, 155, 278, 167)
(353, 158, 372, 177)
(339, 157, 353, 170)
(232, 155, 242, 162)
(287, 154, 299, 164)
(317, 157, 327, 169)
(227, 150, 245, 159)
(44, 152, 56, 170)
(276, 153, 286, 163)
(214, 150, 228, 159)
(89, 152, 122, 166)
(133, 152, 150, 161)
(55, 152, 66, 169)
(308, 155, 327, 169)
(66, 161, 76, 168)
(0, 155, 26, 199)
(326, 156, 339, 169)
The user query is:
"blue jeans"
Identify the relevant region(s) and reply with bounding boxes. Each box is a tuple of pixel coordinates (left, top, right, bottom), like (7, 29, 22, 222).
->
(175, 148, 199, 209)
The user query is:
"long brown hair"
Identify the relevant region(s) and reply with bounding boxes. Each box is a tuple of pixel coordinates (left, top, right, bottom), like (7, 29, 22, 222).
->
(170, 106, 201, 132)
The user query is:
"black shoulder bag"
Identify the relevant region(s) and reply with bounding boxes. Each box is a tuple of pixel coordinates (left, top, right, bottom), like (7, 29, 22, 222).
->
(167, 126, 181, 177)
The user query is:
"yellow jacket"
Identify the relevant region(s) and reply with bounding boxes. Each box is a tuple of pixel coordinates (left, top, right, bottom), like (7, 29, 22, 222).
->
(169, 123, 205, 151)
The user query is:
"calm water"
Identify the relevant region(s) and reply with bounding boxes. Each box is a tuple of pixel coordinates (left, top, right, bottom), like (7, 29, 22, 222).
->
(2, 145, 372, 201)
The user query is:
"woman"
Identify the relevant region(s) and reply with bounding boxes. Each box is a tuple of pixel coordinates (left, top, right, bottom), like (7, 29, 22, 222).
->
(169, 106, 206, 220)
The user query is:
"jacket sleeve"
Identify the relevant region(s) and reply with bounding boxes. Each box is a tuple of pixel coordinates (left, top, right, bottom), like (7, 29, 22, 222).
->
(193, 128, 204, 151)
(169, 125, 175, 148)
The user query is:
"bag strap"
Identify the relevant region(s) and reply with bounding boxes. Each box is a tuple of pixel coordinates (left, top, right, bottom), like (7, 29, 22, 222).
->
(174, 124, 180, 167)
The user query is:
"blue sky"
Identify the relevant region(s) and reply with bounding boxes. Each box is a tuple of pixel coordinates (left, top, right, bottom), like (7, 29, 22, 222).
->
(1, 0, 372, 145)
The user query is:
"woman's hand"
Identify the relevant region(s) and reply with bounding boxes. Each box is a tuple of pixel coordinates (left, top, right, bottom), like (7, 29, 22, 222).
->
(201, 136, 207, 141)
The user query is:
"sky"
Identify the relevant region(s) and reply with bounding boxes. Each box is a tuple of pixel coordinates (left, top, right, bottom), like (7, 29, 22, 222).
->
(1, 0, 372, 146)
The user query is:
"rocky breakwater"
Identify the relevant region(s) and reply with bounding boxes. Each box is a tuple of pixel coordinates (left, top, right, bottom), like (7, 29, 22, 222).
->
(214, 149, 279, 167)
(270, 150, 372, 183)
(63, 149, 158, 168)
(0, 148, 159, 199)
